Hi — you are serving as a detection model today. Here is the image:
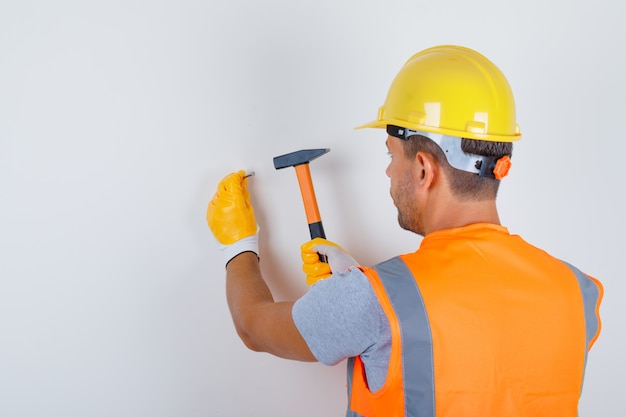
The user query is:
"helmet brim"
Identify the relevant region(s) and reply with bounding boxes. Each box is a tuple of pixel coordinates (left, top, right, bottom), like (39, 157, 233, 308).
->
(354, 119, 385, 130)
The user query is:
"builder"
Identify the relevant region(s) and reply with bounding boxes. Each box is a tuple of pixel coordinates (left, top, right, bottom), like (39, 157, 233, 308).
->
(206, 45, 603, 417)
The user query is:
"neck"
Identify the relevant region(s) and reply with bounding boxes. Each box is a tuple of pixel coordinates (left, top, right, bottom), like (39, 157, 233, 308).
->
(424, 198, 500, 236)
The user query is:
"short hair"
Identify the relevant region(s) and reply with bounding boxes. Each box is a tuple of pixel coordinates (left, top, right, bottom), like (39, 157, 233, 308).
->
(401, 135, 513, 201)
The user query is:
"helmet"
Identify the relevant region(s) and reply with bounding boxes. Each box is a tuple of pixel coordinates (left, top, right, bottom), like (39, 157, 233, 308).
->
(357, 45, 521, 142)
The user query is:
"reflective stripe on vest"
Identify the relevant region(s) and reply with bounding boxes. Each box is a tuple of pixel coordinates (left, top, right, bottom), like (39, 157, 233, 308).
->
(561, 261, 602, 351)
(347, 257, 435, 417)
(561, 260, 603, 393)
(376, 257, 435, 417)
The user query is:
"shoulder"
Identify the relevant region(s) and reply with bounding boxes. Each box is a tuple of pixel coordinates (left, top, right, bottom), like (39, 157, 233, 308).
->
(292, 268, 386, 365)
(295, 267, 379, 316)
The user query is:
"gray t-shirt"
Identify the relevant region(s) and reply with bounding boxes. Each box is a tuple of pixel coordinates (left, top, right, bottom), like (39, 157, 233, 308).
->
(292, 267, 392, 392)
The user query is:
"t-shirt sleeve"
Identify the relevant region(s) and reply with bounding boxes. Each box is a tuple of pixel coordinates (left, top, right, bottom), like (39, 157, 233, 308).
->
(292, 267, 384, 366)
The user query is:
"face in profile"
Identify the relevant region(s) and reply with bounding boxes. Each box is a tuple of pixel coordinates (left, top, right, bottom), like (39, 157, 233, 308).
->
(385, 136, 424, 236)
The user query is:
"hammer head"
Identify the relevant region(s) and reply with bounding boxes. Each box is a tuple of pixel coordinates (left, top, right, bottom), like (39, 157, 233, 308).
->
(273, 148, 330, 170)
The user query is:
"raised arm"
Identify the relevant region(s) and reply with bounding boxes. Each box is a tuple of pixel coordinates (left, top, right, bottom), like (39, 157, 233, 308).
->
(206, 171, 315, 361)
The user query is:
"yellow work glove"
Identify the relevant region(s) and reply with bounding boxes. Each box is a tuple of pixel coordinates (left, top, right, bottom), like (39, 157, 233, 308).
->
(301, 238, 359, 286)
(207, 170, 259, 267)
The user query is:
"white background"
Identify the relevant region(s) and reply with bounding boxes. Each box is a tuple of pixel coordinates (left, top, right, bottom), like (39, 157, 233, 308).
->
(1, 0, 624, 416)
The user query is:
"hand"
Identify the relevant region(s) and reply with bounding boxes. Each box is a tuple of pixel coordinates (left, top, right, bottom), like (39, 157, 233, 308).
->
(301, 238, 359, 286)
(207, 170, 259, 267)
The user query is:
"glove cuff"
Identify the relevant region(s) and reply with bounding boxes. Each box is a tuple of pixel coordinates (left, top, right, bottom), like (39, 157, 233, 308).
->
(222, 234, 259, 268)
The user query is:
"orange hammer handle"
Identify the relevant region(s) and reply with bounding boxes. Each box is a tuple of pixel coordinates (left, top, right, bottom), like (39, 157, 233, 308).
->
(294, 164, 326, 242)
(294, 164, 321, 224)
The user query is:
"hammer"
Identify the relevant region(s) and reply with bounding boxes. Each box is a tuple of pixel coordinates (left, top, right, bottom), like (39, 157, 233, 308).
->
(273, 149, 330, 256)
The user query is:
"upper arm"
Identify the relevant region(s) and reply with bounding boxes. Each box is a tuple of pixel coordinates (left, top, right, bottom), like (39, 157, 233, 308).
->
(243, 301, 317, 362)
(244, 268, 383, 364)
(225, 253, 381, 364)
(292, 268, 384, 365)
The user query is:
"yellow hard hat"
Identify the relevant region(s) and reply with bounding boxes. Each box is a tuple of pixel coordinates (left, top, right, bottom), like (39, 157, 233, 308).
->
(357, 45, 521, 142)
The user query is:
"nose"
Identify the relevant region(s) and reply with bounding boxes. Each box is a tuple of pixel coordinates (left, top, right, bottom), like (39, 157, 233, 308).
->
(386, 162, 391, 178)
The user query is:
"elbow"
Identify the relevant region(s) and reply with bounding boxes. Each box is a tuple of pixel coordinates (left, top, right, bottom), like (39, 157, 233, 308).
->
(235, 327, 263, 352)
(232, 316, 264, 352)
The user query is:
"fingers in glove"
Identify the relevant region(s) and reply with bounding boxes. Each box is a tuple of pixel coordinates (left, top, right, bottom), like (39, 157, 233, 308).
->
(207, 170, 258, 245)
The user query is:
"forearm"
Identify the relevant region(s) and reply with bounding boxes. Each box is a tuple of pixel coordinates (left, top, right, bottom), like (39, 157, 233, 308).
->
(226, 252, 274, 324)
(226, 252, 274, 335)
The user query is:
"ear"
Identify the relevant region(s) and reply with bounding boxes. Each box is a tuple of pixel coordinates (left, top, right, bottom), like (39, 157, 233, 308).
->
(415, 151, 438, 190)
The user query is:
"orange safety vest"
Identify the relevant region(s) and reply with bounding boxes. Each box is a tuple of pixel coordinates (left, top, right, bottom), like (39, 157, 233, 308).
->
(347, 223, 603, 417)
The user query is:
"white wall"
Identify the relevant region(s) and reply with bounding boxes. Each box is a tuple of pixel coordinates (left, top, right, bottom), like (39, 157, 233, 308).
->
(1, 0, 624, 416)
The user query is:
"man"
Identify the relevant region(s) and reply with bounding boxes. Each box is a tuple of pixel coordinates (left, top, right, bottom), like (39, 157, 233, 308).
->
(206, 45, 603, 416)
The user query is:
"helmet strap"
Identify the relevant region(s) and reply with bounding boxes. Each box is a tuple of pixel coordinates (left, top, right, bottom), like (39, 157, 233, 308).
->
(386, 125, 510, 179)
